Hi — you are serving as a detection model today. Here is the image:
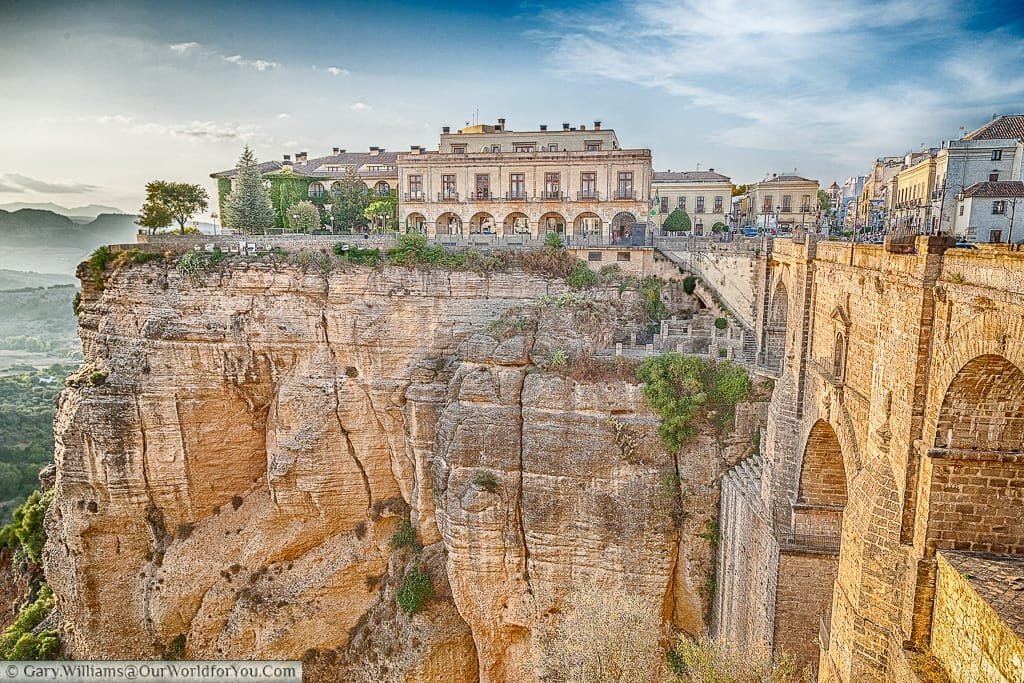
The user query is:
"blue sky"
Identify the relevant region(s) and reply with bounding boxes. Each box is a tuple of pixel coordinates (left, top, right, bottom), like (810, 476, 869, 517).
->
(1, 0, 1022, 216)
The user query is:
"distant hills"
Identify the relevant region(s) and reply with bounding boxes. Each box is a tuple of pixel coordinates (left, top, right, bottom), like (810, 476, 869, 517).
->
(0, 269, 77, 291)
(0, 202, 125, 222)
(0, 208, 139, 248)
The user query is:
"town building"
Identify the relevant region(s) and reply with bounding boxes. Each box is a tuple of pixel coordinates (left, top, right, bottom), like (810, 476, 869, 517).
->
(837, 175, 865, 228)
(743, 174, 821, 232)
(397, 119, 652, 244)
(889, 150, 938, 234)
(651, 170, 732, 236)
(857, 156, 906, 231)
(211, 148, 399, 228)
(951, 180, 1024, 243)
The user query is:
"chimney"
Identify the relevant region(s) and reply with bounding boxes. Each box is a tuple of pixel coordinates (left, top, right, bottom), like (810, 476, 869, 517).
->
(283, 154, 292, 165)
(539, 124, 547, 131)
(709, 168, 714, 173)
(337, 149, 346, 154)
(442, 126, 450, 134)
(369, 146, 380, 156)
(498, 117, 506, 127)
(410, 145, 422, 155)
(296, 152, 307, 164)
(594, 120, 601, 130)
(580, 124, 586, 130)
(332, 147, 339, 155)
(562, 123, 570, 130)
(772, 173, 777, 178)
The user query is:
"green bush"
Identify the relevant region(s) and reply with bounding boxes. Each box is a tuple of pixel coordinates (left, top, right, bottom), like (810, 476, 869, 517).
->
(636, 354, 752, 451)
(176, 250, 225, 282)
(87, 371, 107, 386)
(86, 246, 115, 287)
(544, 232, 565, 249)
(566, 260, 599, 290)
(0, 490, 52, 564)
(711, 222, 728, 234)
(682, 275, 697, 295)
(396, 566, 434, 616)
(663, 209, 692, 232)
(0, 584, 59, 661)
(71, 291, 81, 315)
(389, 519, 420, 552)
(471, 470, 499, 493)
(714, 318, 727, 330)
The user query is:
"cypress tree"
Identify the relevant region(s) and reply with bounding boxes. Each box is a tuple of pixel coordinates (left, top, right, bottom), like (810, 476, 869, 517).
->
(224, 146, 275, 235)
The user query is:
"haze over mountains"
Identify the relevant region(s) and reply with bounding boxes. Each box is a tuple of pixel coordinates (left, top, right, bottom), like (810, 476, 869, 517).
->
(0, 208, 138, 275)
(0, 202, 124, 221)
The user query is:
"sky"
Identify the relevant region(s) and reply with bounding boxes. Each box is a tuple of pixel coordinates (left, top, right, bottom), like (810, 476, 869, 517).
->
(1, 0, 1023, 218)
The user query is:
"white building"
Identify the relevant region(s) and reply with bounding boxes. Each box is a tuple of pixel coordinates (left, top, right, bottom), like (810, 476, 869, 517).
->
(651, 170, 732, 235)
(952, 181, 1024, 243)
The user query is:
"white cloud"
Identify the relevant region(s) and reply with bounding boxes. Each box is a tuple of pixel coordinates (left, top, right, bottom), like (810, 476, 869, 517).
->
(276, 113, 291, 120)
(350, 102, 372, 111)
(96, 114, 265, 142)
(0, 173, 99, 194)
(168, 41, 201, 54)
(326, 66, 350, 77)
(224, 54, 279, 71)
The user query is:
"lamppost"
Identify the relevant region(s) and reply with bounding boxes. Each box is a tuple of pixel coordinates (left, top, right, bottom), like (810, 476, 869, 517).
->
(211, 212, 218, 235)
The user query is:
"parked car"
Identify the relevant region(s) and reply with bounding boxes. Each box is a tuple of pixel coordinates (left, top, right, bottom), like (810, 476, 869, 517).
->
(952, 242, 978, 250)
(742, 227, 759, 237)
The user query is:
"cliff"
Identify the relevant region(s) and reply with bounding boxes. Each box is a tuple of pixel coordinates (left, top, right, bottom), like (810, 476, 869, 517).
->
(45, 255, 759, 681)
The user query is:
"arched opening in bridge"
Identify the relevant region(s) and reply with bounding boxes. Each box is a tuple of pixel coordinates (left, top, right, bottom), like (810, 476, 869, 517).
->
(764, 280, 788, 370)
(927, 354, 1024, 554)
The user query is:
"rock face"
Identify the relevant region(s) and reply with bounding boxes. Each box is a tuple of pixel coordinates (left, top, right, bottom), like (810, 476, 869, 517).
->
(45, 258, 757, 681)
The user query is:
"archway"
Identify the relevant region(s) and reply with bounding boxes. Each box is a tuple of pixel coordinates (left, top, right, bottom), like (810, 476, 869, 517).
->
(469, 212, 496, 235)
(928, 354, 1024, 554)
(503, 212, 530, 237)
(330, 181, 343, 193)
(374, 181, 391, 197)
(573, 213, 602, 242)
(764, 279, 788, 370)
(308, 182, 325, 199)
(436, 212, 462, 237)
(539, 212, 566, 236)
(610, 212, 636, 244)
(406, 212, 426, 234)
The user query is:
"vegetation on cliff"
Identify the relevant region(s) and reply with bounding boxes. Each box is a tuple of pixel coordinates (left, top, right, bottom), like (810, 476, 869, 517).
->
(0, 584, 58, 660)
(636, 354, 752, 451)
(666, 636, 808, 682)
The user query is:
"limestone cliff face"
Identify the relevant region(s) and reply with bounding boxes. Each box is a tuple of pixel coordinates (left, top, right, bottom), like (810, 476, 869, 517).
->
(46, 258, 756, 682)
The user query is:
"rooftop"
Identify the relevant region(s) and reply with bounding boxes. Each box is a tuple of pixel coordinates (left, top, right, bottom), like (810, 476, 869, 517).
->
(941, 551, 1024, 639)
(654, 170, 730, 183)
(962, 180, 1024, 198)
(963, 114, 1024, 141)
(211, 149, 399, 179)
(759, 174, 816, 184)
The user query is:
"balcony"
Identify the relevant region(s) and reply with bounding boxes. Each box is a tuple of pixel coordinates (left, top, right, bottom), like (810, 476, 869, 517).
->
(466, 192, 493, 201)
(539, 191, 564, 201)
(576, 191, 600, 201)
(437, 192, 459, 202)
(614, 190, 636, 200)
(404, 192, 425, 202)
(505, 192, 529, 201)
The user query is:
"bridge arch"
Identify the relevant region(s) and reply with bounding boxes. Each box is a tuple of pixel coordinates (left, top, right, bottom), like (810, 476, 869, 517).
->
(764, 279, 788, 370)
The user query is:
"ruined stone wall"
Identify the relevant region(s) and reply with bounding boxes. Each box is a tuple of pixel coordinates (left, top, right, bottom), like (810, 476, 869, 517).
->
(655, 241, 761, 329)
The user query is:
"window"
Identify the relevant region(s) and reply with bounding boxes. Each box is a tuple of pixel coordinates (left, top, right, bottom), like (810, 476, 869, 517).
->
(660, 196, 669, 213)
(714, 196, 723, 213)
(452, 145, 466, 154)
(544, 173, 560, 199)
(993, 200, 1006, 215)
(763, 195, 773, 212)
(695, 196, 705, 213)
(491, 144, 500, 153)
(833, 332, 846, 379)
(308, 182, 325, 198)
(990, 171, 1000, 182)
(513, 143, 535, 153)
(989, 229, 1003, 243)
(441, 174, 457, 199)
(375, 181, 390, 196)
(585, 141, 602, 151)
(509, 173, 525, 199)
(959, 204, 964, 216)
(474, 174, 490, 199)
(678, 196, 686, 210)
(617, 172, 633, 199)
(548, 143, 558, 152)
(800, 194, 810, 211)
(588, 251, 602, 262)
(992, 150, 1002, 161)
(581, 172, 597, 199)
(408, 175, 422, 197)
(616, 252, 631, 262)
(782, 194, 792, 211)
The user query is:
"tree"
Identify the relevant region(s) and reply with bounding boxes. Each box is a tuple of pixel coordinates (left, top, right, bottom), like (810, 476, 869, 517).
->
(731, 184, 750, 197)
(362, 190, 398, 233)
(270, 176, 307, 229)
(534, 586, 666, 683)
(711, 222, 728, 234)
(817, 189, 831, 211)
(224, 146, 275, 235)
(330, 172, 371, 233)
(285, 200, 321, 233)
(663, 209, 692, 233)
(138, 181, 209, 235)
(666, 636, 809, 682)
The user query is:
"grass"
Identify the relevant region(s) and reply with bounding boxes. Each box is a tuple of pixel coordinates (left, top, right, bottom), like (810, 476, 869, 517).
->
(396, 566, 434, 616)
(471, 470, 499, 492)
(389, 519, 420, 552)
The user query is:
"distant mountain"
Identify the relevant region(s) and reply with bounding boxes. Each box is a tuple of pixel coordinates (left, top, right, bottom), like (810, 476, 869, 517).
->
(0, 269, 77, 291)
(0, 209, 139, 247)
(0, 202, 125, 219)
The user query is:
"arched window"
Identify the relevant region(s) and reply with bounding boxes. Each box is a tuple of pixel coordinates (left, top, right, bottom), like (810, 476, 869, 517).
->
(375, 181, 390, 196)
(833, 331, 846, 379)
(308, 182, 325, 199)
(330, 181, 343, 194)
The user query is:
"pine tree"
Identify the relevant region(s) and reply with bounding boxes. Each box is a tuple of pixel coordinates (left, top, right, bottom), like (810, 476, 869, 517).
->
(224, 146, 275, 235)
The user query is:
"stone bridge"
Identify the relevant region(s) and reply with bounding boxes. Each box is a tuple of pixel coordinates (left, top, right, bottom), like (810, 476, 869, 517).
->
(715, 235, 1024, 682)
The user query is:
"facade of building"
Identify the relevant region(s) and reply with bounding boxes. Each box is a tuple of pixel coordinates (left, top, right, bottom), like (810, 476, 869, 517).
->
(889, 150, 937, 233)
(837, 175, 865, 228)
(857, 156, 906, 231)
(651, 170, 732, 235)
(744, 174, 821, 232)
(211, 148, 399, 228)
(951, 180, 1024, 242)
(397, 120, 652, 243)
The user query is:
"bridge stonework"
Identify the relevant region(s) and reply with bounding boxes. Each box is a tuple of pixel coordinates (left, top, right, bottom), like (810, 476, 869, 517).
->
(714, 235, 1024, 682)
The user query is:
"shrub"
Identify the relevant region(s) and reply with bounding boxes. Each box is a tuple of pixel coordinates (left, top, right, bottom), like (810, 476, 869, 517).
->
(176, 250, 225, 282)
(390, 519, 420, 552)
(636, 354, 752, 450)
(0, 584, 59, 661)
(396, 566, 433, 616)
(666, 635, 806, 682)
(72, 291, 81, 315)
(0, 489, 52, 564)
(544, 232, 565, 249)
(546, 349, 569, 371)
(682, 275, 697, 295)
(87, 371, 107, 386)
(566, 260, 599, 290)
(471, 470, 499, 492)
(714, 318, 727, 330)
(86, 245, 115, 287)
(711, 222, 728, 234)
(663, 209, 692, 233)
